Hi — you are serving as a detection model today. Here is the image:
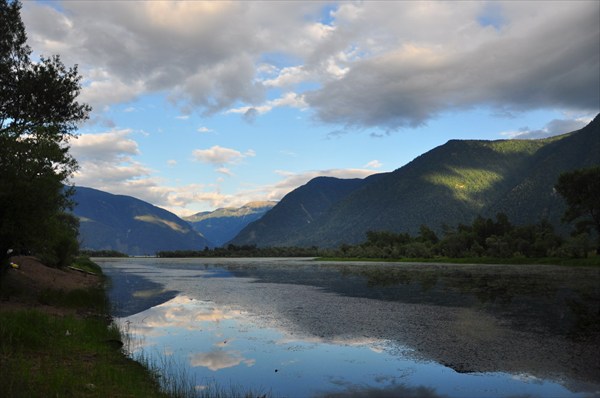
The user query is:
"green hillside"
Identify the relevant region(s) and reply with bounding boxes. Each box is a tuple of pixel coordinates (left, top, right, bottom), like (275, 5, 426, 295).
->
(72, 187, 211, 255)
(231, 114, 600, 247)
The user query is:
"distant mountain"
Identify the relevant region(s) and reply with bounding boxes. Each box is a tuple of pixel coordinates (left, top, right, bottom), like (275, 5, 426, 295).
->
(183, 201, 276, 247)
(231, 114, 600, 248)
(72, 187, 211, 255)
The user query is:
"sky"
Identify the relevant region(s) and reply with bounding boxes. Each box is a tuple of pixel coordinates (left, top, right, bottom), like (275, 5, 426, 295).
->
(21, 0, 600, 217)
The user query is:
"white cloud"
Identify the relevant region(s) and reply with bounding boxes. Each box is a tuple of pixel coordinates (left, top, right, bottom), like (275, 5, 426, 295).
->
(216, 167, 234, 177)
(197, 127, 213, 133)
(70, 129, 139, 162)
(501, 117, 591, 139)
(364, 160, 382, 169)
(226, 92, 307, 118)
(192, 145, 251, 166)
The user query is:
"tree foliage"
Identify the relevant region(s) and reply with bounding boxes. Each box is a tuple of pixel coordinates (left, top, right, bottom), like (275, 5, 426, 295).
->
(555, 167, 600, 252)
(0, 0, 90, 269)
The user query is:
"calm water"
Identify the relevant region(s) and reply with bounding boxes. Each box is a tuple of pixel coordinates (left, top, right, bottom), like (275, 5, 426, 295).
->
(96, 257, 600, 398)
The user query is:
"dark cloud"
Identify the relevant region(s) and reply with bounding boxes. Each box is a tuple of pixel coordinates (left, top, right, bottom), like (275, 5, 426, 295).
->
(307, 3, 600, 130)
(243, 108, 259, 124)
(21, 1, 600, 130)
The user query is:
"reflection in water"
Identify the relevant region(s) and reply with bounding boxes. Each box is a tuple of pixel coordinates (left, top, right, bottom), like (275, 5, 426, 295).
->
(99, 258, 600, 398)
(190, 350, 255, 371)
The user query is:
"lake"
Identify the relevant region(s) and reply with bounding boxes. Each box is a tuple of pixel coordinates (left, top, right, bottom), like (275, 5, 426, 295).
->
(96, 257, 600, 398)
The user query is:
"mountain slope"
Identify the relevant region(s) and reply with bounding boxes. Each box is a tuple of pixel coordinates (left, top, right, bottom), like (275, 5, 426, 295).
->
(485, 116, 600, 228)
(184, 201, 276, 247)
(231, 115, 600, 247)
(72, 186, 211, 255)
(231, 174, 386, 247)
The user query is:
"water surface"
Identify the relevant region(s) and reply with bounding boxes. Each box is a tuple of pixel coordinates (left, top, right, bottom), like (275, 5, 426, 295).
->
(97, 258, 600, 397)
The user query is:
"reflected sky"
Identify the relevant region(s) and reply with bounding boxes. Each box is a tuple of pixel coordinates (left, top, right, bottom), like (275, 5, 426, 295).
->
(99, 258, 600, 398)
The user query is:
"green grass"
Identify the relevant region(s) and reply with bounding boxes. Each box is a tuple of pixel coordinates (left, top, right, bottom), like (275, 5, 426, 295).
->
(0, 256, 171, 398)
(71, 255, 104, 275)
(0, 310, 168, 397)
(37, 286, 109, 311)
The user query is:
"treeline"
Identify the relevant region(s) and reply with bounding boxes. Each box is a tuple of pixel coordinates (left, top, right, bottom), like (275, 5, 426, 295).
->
(335, 214, 594, 260)
(157, 213, 594, 259)
(79, 250, 129, 258)
(157, 245, 322, 258)
(157, 213, 597, 260)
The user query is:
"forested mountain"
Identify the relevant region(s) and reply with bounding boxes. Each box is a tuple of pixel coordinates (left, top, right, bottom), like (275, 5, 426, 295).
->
(231, 114, 600, 248)
(227, 175, 387, 247)
(72, 187, 211, 255)
(183, 201, 276, 247)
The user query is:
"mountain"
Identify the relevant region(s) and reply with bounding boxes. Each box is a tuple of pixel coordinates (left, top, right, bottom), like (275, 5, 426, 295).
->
(231, 114, 600, 248)
(72, 186, 211, 255)
(183, 201, 276, 247)
(225, 176, 386, 247)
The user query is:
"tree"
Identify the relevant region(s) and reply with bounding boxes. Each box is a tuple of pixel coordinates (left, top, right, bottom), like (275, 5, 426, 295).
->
(555, 167, 600, 253)
(0, 0, 90, 270)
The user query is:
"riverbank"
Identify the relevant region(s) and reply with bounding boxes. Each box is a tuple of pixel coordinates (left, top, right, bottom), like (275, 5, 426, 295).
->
(0, 256, 169, 397)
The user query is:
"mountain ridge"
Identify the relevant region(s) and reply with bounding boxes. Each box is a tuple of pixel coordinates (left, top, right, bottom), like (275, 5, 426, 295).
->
(72, 186, 211, 255)
(183, 201, 277, 247)
(230, 115, 600, 247)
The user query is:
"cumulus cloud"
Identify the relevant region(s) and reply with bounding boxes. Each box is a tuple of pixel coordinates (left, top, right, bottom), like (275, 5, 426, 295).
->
(70, 129, 195, 211)
(192, 145, 253, 166)
(22, 1, 598, 129)
(70, 129, 139, 161)
(306, 2, 600, 129)
(21, 1, 325, 115)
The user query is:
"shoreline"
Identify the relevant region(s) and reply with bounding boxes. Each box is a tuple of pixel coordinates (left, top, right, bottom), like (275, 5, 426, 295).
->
(98, 257, 600, 393)
(0, 256, 169, 397)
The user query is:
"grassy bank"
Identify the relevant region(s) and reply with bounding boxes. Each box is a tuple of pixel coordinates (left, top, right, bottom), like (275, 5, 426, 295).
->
(0, 256, 169, 398)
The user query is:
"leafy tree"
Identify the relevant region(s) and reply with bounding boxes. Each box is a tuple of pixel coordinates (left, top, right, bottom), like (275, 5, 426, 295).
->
(555, 167, 600, 253)
(0, 0, 90, 270)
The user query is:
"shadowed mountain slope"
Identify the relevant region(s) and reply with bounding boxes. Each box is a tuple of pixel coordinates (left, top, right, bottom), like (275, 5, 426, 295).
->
(231, 114, 600, 247)
(72, 186, 211, 255)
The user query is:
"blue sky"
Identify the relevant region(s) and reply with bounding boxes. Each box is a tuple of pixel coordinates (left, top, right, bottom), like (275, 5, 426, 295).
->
(22, 1, 599, 216)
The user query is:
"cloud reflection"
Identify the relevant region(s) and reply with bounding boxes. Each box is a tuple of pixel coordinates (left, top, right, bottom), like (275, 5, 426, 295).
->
(190, 350, 255, 371)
